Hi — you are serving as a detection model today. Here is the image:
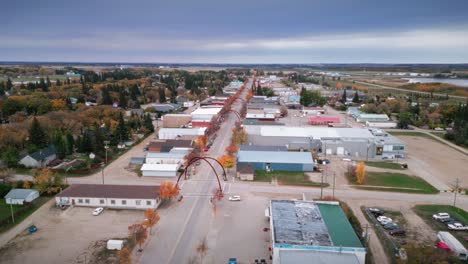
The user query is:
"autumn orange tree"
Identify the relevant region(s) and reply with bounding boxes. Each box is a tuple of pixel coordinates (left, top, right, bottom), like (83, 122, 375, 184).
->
(355, 162, 366, 184)
(225, 144, 238, 155)
(194, 135, 207, 152)
(143, 209, 160, 235)
(128, 223, 148, 250)
(218, 155, 235, 169)
(159, 181, 179, 202)
(118, 246, 132, 264)
(336, 82, 343, 90)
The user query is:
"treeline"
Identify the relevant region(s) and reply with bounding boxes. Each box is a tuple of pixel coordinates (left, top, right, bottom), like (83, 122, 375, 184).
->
(445, 103, 468, 146)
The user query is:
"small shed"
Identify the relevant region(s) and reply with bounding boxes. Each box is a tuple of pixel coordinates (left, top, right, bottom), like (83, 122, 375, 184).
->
(237, 165, 255, 181)
(4, 189, 40, 205)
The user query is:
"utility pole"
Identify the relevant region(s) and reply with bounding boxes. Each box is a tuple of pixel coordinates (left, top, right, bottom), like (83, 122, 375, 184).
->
(332, 172, 336, 200)
(320, 169, 324, 199)
(10, 203, 15, 223)
(453, 178, 459, 207)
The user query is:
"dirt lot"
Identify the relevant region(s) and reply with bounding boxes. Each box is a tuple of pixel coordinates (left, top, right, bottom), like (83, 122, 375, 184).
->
(397, 135, 468, 190)
(0, 206, 143, 264)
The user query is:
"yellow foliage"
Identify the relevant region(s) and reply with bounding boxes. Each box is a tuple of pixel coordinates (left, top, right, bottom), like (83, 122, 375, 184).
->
(51, 99, 66, 110)
(218, 155, 234, 169)
(355, 162, 366, 184)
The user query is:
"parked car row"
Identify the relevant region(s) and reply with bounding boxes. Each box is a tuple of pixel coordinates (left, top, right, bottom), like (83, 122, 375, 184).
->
(368, 208, 406, 236)
(433, 213, 468, 231)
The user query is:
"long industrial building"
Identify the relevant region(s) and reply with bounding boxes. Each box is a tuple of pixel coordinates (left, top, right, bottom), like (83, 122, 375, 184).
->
(245, 125, 405, 160)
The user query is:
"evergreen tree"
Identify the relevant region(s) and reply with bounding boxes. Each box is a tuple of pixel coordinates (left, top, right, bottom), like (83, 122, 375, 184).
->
(101, 88, 113, 105)
(54, 129, 66, 159)
(144, 114, 154, 133)
(0, 82, 4, 96)
(6, 78, 13, 90)
(341, 89, 347, 103)
(39, 77, 48, 91)
(352, 91, 360, 103)
(159, 88, 166, 103)
(66, 77, 71, 85)
(256, 84, 263, 96)
(46, 76, 51, 87)
(81, 130, 94, 153)
(119, 90, 128, 109)
(115, 112, 129, 143)
(93, 123, 105, 156)
(1, 146, 19, 167)
(65, 131, 75, 155)
(20, 83, 26, 90)
(29, 117, 48, 149)
(75, 135, 83, 153)
(56, 79, 62, 86)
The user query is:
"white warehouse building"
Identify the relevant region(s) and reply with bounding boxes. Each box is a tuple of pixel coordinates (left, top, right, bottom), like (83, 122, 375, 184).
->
(145, 152, 186, 165)
(158, 127, 207, 140)
(141, 163, 180, 177)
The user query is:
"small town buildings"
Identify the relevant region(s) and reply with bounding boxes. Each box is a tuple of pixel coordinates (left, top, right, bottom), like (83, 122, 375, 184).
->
(236, 164, 255, 181)
(269, 200, 366, 264)
(147, 139, 193, 152)
(162, 114, 192, 128)
(158, 127, 206, 140)
(145, 152, 186, 165)
(245, 126, 405, 160)
(365, 121, 397, 129)
(245, 113, 276, 121)
(4, 189, 40, 205)
(140, 163, 180, 177)
(237, 150, 314, 172)
(55, 184, 161, 210)
(356, 114, 390, 123)
(309, 116, 340, 126)
(190, 107, 222, 120)
(19, 146, 57, 168)
(239, 145, 288, 152)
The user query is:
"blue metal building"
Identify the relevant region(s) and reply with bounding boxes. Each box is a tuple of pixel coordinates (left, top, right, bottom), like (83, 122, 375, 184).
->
(237, 150, 315, 172)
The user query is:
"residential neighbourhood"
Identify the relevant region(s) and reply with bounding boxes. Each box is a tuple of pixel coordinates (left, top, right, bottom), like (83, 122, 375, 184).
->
(1, 1, 468, 263)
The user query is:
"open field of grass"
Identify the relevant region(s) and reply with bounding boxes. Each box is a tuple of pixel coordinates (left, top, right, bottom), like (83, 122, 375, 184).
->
(349, 172, 438, 194)
(388, 131, 436, 140)
(413, 205, 468, 248)
(255, 170, 326, 187)
(365, 161, 405, 170)
(0, 197, 51, 233)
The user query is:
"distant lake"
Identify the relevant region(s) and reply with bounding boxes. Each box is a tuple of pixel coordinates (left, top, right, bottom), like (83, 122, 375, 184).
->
(405, 78, 468, 87)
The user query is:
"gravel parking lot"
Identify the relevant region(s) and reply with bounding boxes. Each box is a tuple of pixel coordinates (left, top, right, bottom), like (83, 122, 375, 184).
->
(0, 206, 143, 264)
(398, 135, 468, 190)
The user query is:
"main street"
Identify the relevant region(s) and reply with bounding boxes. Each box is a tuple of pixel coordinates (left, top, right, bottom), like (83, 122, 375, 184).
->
(138, 79, 252, 264)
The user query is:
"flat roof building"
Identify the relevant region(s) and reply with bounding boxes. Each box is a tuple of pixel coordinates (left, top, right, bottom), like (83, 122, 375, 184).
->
(237, 150, 314, 172)
(270, 200, 365, 264)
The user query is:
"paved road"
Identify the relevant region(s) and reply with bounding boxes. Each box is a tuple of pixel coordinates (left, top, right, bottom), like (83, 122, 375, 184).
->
(138, 80, 252, 264)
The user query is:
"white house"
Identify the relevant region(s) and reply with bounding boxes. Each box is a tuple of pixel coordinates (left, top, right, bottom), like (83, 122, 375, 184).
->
(190, 107, 222, 120)
(141, 163, 180, 177)
(19, 146, 57, 168)
(55, 184, 161, 210)
(4, 189, 40, 205)
(145, 152, 186, 165)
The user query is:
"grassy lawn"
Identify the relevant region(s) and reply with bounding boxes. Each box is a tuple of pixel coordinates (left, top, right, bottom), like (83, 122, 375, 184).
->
(0, 197, 51, 233)
(255, 170, 327, 187)
(365, 161, 405, 170)
(413, 205, 468, 248)
(349, 172, 438, 194)
(388, 131, 435, 140)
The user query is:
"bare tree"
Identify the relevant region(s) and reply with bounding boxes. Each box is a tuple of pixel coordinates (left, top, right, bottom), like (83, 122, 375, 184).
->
(196, 237, 209, 264)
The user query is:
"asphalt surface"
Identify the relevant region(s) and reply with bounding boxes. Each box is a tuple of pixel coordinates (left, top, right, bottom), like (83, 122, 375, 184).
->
(138, 79, 252, 264)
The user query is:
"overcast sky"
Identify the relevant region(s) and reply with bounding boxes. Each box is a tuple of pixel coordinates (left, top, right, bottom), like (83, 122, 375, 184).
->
(1, 0, 468, 63)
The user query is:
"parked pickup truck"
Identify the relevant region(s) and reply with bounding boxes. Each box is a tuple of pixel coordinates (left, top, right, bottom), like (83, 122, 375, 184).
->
(448, 223, 468, 231)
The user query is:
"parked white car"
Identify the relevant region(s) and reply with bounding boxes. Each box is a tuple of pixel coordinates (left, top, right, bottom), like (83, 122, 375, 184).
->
(92, 207, 104, 216)
(447, 222, 468, 231)
(228, 195, 241, 201)
(433, 213, 450, 221)
(377, 216, 393, 224)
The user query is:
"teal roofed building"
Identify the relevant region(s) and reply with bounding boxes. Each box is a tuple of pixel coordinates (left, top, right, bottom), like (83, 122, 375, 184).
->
(269, 200, 366, 264)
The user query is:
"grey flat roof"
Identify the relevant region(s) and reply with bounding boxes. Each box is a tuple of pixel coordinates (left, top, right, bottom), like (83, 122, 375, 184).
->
(279, 250, 360, 264)
(238, 151, 314, 164)
(271, 200, 332, 246)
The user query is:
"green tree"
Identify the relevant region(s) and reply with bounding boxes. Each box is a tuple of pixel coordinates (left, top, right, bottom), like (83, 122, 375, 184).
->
(115, 112, 129, 143)
(341, 89, 347, 103)
(397, 112, 412, 129)
(101, 87, 113, 105)
(256, 84, 263, 96)
(6, 78, 13, 90)
(46, 76, 51, 87)
(65, 131, 75, 155)
(352, 91, 359, 103)
(119, 90, 128, 109)
(159, 88, 166, 103)
(143, 114, 154, 133)
(1, 146, 19, 167)
(29, 117, 48, 148)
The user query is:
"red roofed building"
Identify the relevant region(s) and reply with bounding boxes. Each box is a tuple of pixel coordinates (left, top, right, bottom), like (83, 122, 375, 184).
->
(309, 116, 341, 126)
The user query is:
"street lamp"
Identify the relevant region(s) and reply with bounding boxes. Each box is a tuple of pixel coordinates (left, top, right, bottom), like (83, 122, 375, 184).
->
(366, 141, 371, 162)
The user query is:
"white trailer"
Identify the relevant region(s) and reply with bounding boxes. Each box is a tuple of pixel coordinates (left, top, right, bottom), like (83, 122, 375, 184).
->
(437, 231, 468, 260)
(107, 240, 125, 250)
